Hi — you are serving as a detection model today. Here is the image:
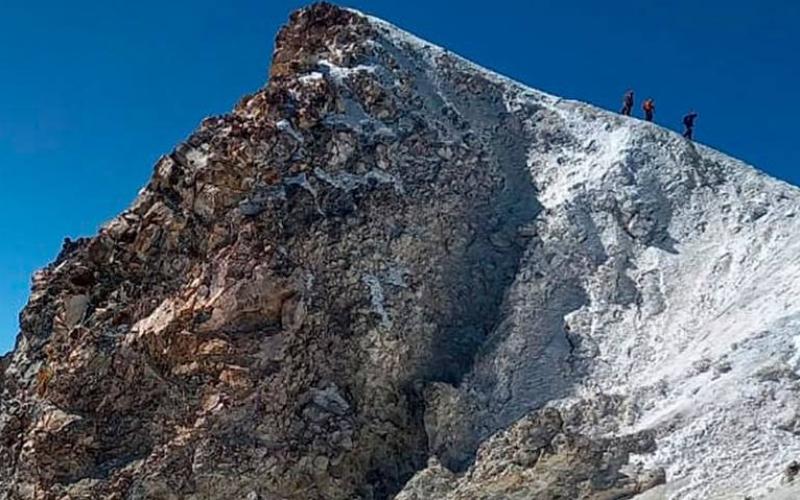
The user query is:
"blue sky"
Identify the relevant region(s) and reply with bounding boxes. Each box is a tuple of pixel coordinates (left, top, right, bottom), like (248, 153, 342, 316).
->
(1, 0, 798, 353)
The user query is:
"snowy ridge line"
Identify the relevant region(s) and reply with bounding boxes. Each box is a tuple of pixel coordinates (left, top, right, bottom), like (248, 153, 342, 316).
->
(359, 10, 559, 101)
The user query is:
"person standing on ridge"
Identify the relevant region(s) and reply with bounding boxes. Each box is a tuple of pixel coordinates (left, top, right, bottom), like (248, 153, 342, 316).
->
(621, 90, 634, 116)
(683, 111, 698, 140)
(642, 98, 655, 121)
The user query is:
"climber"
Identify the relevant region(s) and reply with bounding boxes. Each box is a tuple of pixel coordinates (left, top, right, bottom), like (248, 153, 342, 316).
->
(683, 111, 698, 140)
(642, 98, 655, 122)
(621, 90, 634, 116)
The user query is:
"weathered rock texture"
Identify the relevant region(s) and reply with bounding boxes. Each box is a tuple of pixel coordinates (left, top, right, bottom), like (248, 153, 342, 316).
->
(2, 3, 800, 500)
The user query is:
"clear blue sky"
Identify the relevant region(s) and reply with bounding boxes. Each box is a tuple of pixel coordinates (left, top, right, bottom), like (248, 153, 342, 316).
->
(1, 0, 797, 353)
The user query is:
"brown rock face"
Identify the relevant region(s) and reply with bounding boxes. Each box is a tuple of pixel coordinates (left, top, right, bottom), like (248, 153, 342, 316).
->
(0, 3, 662, 499)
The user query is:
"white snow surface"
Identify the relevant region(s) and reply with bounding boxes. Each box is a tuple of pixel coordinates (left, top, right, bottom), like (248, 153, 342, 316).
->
(356, 10, 800, 499)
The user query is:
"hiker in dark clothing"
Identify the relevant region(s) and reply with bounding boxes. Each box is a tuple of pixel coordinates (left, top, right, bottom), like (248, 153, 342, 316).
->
(621, 90, 634, 116)
(642, 98, 655, 121)
(683, 111, 698, 140)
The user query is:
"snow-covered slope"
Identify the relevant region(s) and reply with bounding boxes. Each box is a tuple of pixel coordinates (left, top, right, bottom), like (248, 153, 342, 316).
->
(366, 12, 800, 500)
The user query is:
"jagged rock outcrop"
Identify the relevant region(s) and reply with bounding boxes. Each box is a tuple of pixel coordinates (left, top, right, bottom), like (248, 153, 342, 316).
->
(2, 3, 800, 500)
(397, 408, 664, 500)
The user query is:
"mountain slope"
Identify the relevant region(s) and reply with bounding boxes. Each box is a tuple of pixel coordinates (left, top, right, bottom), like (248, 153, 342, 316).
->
(2, 3, 799, 499)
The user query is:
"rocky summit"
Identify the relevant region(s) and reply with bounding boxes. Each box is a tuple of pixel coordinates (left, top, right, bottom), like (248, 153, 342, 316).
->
(3, 3, 800, 499)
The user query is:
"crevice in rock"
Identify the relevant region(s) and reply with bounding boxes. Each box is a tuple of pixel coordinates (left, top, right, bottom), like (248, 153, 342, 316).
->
(418, 72, 541, 389)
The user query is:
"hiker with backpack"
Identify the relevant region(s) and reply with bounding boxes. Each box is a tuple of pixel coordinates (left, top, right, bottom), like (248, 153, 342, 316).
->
(621, 90, 634, 116)
(683, 111, 698, 140)
(642, 98, 655, 121)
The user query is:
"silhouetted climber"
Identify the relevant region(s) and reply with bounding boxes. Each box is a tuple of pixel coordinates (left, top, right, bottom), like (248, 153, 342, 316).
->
(621, 90, 634, 116)
(683, 111, 698, 140)
(642, 98, 655, 121)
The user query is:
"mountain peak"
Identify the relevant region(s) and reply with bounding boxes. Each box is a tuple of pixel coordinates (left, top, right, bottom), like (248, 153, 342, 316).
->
(269, 3, 370, 81)
(2, 4, 800, 500)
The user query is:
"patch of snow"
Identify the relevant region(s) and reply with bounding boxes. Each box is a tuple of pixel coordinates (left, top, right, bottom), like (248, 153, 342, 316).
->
(298, 71, 324, 84)
(185, 147, 209, 169)
(362, 275, 391, 328)
(318, 59, 376, 85)
(276, 119, 304, 143)
(313, 167, 403, 195)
